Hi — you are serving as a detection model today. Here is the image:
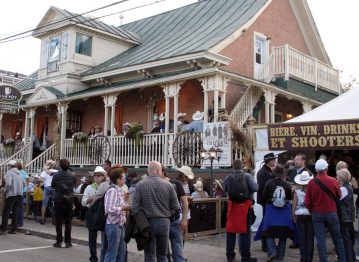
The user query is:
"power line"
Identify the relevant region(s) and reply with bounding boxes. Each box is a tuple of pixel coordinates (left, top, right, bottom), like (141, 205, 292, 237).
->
(0, 0, 166, 45)
(0, 0, 129, 43)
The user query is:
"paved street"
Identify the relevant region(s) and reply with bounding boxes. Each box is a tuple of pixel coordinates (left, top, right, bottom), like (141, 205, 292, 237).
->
(0, 217, 341, 261)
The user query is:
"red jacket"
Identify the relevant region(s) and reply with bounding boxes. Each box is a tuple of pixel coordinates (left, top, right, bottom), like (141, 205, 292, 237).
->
(305, 172, 341, 213)
(226, 200, 252, 234)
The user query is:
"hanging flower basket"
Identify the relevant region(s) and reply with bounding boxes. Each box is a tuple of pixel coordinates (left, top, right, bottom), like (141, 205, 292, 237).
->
(125, 122, 144, 146)
(72, 132, 89, 143)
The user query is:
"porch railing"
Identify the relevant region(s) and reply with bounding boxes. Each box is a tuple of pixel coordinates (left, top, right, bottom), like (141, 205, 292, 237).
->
(255, 45, 340, 93)
(0, 142, 32, 186)
(63, 133, 177, 167)
(25, 143, 56, 175)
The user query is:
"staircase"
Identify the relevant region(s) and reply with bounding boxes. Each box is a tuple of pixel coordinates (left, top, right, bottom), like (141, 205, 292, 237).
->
(230, 85, 263, 127)
(25, 144, 56, 175)
(0, 142, 32, 185)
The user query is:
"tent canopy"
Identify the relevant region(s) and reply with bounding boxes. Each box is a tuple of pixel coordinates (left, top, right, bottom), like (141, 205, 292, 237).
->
(287, 87, 359, 123)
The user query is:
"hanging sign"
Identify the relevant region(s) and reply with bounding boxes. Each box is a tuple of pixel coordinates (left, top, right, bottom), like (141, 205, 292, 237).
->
(268, 119, 359, 150)
(0, 84, 22, 103)
(203, 121, 231, 167)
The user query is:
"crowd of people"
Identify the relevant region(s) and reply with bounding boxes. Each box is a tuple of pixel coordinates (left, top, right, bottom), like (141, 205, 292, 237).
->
(0, 152, 358, 262)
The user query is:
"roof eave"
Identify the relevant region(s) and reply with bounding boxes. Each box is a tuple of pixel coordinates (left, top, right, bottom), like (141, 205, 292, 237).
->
(80, 51, 231, 82)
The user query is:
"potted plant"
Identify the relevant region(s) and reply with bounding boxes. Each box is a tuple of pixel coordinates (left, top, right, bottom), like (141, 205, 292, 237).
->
(125, 122, 144, 146)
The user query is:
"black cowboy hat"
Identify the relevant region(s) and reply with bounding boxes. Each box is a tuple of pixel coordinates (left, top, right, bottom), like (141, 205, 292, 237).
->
(263, 152, 277, 161)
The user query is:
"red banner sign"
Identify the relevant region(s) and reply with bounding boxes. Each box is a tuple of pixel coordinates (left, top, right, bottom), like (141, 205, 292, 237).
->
(268, 119, 359, 150)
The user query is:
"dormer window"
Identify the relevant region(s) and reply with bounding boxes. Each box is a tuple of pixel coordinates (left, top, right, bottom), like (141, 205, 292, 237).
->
(75, 33, 92, 56)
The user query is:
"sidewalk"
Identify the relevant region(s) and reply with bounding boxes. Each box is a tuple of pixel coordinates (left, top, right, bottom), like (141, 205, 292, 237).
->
(14, 218, 339, 262)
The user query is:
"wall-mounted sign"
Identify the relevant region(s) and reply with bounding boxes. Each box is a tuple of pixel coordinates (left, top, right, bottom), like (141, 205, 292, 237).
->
(268, 119, 359, 150)
(203, 121, 231, 167)
(0, 103, 18, 114)
(0, 84, 22, 103)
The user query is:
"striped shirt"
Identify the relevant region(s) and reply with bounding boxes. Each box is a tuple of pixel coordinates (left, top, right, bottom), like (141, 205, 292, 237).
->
(132, 175, 179, 219)
(104, 185, 126, 226)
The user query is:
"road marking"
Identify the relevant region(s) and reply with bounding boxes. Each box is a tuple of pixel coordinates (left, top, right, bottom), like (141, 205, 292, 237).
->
(0, 246, 54, 254)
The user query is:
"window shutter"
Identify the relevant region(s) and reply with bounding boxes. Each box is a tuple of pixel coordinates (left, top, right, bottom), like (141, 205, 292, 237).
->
(61, 32, 69, 61)
(40, 40, 49, 68)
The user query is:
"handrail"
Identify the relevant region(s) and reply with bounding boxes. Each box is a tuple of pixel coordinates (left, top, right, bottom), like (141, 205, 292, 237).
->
(25, 143, 56, 175)
(0, 142, 32, 166)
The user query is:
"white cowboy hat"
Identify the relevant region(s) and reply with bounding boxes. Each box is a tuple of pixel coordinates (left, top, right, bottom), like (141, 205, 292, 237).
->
(294, 171, 313, 185)
(192, 111, 204, 121)
(175, 165, 194, 179)
(193, 180, 204, 192)
(8, 160, 17, 166)
(159, 112, 166, 121)
(177, 112, 186, 119)
(90, 166, 107, 176)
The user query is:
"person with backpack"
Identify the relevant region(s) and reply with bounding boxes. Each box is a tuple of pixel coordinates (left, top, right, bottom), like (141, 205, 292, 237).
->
(82, 166, 106, 262)
(256, 152, 276, 252)
(223, 159, 258, 262)
(255, 164, 294, 261)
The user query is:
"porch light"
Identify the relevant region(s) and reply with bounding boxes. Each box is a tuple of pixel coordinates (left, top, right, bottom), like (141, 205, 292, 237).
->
(286, 111, 293, 119)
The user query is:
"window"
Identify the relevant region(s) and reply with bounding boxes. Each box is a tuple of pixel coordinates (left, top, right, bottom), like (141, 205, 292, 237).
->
(61, 32, 69, 61)
(66, 110, 82, 132)
(49, 36, 61, 62)
(75, 33, 92, 56)
(255, 40, 263, 64)
(275, 111, 283, 123)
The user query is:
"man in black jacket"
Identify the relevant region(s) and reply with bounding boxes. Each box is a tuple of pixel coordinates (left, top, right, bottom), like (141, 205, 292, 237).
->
(51, 159, 76, 248)
(287, 153, 313, 183)
(256, 152, 276, 252)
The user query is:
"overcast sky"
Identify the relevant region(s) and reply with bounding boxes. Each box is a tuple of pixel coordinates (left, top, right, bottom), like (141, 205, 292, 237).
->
(0, 0, 357, 84)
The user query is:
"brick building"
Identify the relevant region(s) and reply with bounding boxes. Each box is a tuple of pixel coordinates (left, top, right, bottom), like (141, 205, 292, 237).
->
(1, 0, 341, 172)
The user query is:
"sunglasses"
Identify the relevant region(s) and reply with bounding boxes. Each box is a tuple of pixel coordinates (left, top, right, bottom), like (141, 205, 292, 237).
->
(93, 174, 104, 177)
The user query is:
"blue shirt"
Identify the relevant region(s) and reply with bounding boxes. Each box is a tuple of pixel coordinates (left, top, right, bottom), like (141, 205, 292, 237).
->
(186, 120, 204, 132)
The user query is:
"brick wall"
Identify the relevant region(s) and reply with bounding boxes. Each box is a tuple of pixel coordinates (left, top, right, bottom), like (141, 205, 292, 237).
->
(219, 0, 310, 78)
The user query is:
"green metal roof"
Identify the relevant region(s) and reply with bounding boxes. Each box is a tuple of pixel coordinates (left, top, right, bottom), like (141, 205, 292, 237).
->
(82, 0, 268, 76)
(14, 71, 37, 91)
(48, 6, 141, 44)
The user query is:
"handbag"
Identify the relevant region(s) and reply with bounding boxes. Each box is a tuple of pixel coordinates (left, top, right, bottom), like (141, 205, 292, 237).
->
(314, 178, 344, 217)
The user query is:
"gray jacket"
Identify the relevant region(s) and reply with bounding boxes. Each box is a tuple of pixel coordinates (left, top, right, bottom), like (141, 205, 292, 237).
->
(4, 167, 23, 198)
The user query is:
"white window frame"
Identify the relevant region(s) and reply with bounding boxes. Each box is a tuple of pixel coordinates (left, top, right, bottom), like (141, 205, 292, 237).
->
(253, 32, 269, 77)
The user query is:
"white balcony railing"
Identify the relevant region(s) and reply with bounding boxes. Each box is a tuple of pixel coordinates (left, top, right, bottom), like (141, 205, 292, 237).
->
(63, 133, 178, 167)
(255, 45, 340, 93)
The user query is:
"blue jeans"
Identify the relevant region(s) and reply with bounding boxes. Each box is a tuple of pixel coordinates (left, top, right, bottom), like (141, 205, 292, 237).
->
(312, 212, 346, 262)
(296, 215, 314, 262)
(145, 218, 170, 262)
(100, 231, 107, 262)
(104, 224, 126, 262)
(42, 187, 54, 208)
(266, 238, 286, 259)
(169, 218, 185, 262)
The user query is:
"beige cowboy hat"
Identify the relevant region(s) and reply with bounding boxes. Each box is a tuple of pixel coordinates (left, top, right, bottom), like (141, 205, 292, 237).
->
(159, 112, 166, 121)
(43, 160, 56, 170)
(175, 165, 194, 180)
(193, 179, 204, 192)
(177, 112, 186, 119)
(192, 111, 204, 121)
(214, 179, 224, 191)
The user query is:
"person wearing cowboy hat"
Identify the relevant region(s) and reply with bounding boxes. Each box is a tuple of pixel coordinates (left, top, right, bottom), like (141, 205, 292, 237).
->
(82, 166, 107, 261)
(177, 113, 189, 133)
(0, 160, 23, 235)
(186, 111, 204, 132)
(39, 159, 58, 225)
(191, 178, 209, 199)
(256, 152, 277, 253)
(158, 112, 166, 132)
(212, 179, 226, 198)
(292, 171, 314, 262)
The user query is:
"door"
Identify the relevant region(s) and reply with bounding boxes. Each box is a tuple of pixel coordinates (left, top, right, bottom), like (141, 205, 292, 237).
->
(254, 36, 268, 77)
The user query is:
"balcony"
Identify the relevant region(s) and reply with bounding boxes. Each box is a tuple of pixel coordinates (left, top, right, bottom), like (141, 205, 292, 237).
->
(255, 45, 340, 94)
